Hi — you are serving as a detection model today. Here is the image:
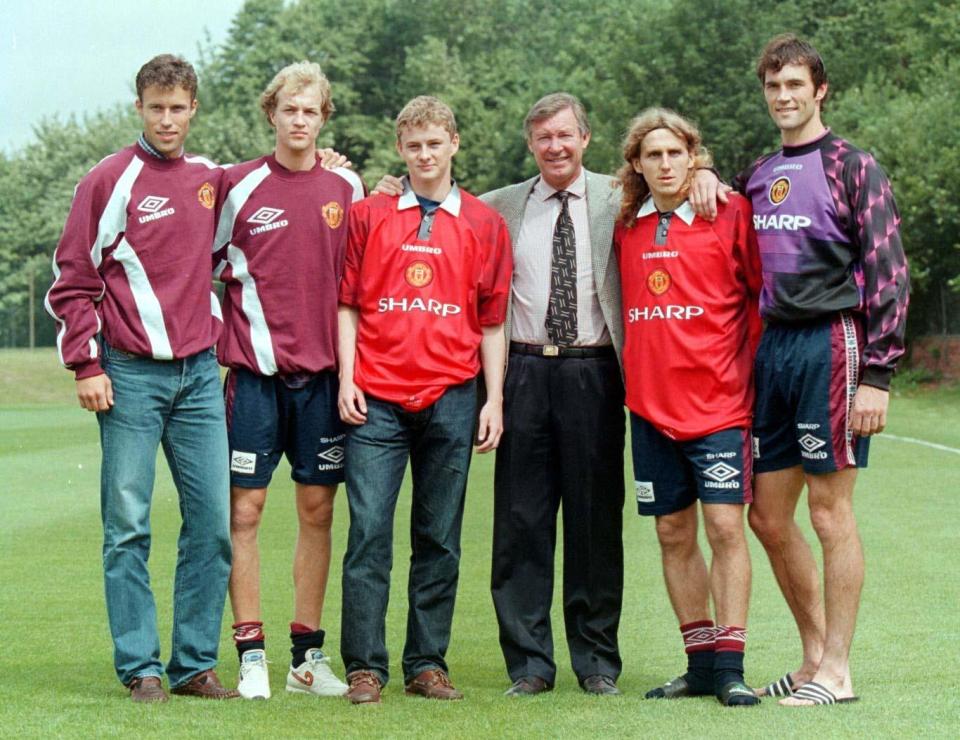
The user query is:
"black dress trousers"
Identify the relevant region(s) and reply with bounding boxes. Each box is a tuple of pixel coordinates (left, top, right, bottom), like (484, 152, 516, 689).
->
(491, 349, 625, 685)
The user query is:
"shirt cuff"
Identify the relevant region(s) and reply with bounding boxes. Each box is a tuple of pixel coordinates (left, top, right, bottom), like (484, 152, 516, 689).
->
(860, 365, 893, 391)
(74, 359, 105, 380)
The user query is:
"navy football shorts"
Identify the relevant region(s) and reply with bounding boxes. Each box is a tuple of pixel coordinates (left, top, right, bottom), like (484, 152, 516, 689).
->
(224, 367, 345, 488)
(753, 312, 870, 475)
(630, 413, 753, 517)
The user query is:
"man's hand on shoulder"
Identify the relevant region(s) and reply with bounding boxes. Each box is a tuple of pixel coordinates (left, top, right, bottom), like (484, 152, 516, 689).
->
(850, 384, 889, 436)
(76, 373, 114, 412)
(372, 174, 404, 196)
(318, 148, 351, 170)
(475, 398, 503, 454)
(689, 169, 732, 221)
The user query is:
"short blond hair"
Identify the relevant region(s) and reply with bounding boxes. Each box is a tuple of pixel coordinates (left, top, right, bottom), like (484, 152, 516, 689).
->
(395, 96, 457, 142)
(260, 61, 334, 123)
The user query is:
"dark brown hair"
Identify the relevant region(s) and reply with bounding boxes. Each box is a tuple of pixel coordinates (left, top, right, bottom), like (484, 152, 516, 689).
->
(135, 54, 198, 100)
(756, 33, 829, 111)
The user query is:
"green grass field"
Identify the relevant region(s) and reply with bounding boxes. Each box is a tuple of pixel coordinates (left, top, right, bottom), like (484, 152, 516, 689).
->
(2, 349, 958, 738)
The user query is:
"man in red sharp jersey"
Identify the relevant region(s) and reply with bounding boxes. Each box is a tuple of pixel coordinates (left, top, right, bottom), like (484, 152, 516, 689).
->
(45, 55, 237, 702)
(613, 108, 762, 706)
(337, 96, 512, 704)
(213, 62, 365, 701)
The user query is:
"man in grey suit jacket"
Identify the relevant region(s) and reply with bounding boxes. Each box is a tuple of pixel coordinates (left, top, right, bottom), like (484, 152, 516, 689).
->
(483, 93, 627, 697)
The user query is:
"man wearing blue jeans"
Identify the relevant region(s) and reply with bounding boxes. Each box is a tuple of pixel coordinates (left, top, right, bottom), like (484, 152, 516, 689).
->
(45, 55, 236, 701)
(336, 97, 513, 703)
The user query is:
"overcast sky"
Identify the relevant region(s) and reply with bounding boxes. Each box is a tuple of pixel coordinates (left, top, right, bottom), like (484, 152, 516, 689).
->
(1, 0, 246, 154)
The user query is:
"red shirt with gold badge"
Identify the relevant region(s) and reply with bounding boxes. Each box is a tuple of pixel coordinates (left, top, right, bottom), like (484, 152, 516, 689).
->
(615, 195, 762, 440)
(339, 184, 512, 410)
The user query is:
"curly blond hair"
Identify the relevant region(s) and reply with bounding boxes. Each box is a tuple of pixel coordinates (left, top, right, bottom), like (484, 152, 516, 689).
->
(615, 108, 712, 227)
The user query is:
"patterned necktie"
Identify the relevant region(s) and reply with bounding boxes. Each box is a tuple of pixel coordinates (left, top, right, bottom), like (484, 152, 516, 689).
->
(545, 190, 578, 345)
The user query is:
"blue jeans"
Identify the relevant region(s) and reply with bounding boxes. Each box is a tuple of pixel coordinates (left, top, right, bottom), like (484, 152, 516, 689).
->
(98, 343, 231, 687)
(340, 379, 477, 686)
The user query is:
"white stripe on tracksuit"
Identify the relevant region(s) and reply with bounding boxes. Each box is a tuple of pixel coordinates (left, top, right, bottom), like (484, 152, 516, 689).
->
(214, 163, 277, 375)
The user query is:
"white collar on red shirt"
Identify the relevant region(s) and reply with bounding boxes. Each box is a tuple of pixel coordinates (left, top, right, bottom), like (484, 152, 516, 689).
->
(637, 196, 695, 225)
(532, 168, 586, 202)
(398, 178, 462, 217)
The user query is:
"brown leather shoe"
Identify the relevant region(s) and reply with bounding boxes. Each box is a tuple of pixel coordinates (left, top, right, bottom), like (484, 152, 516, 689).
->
(170, 669, 240, 699)
(129, 676, 169, 703)
(346, 670, 382, 704)
(404, 669, 464, 700)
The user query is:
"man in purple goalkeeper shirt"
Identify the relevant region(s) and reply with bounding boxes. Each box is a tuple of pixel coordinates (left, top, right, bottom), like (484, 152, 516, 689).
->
(710, 34, 909, 706)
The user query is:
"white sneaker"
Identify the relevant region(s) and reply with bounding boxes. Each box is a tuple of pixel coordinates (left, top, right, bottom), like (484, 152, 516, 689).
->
(237, 649, 271, 700)
(286, 648, 348, 696)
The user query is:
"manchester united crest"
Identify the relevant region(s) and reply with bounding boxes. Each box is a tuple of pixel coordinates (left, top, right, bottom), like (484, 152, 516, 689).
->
(405, 260, 434, 288)
(322, 201, 344, 228)
(197, 182, 215, 209)
(647, 268, 671, 296)
(768, 176, 791, 205)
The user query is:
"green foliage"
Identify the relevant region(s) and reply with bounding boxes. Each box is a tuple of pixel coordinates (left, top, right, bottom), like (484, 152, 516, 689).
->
(3, 0, 959, 343)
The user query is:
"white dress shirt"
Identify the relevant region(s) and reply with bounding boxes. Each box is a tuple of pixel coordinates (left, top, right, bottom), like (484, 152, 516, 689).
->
(511, 169, 611, 346)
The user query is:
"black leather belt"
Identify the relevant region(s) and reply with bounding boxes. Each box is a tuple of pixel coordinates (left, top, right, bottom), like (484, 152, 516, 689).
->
(509, 341, 615, 358)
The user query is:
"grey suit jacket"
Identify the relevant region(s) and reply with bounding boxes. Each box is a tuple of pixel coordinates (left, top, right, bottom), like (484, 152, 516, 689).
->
(481, 169, 624, 362)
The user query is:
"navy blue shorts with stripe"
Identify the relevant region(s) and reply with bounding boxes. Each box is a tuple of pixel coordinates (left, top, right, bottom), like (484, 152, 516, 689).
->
(753, 313, 870, 475)
(224, 367, 346, 488)
(630, 414, 753, 517)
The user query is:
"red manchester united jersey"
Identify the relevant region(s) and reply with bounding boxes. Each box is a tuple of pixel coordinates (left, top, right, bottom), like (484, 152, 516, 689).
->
(615, 196, 762, 440)
(339, 184, 512, 410)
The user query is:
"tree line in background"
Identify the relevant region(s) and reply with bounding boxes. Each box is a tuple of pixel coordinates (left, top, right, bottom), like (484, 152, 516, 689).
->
(1, 0, 957, 349)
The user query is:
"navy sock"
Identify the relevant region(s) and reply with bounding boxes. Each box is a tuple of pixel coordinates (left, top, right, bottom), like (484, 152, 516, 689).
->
(684, 649, 715, 692)
(714, 650, 745, 691)
(290, 623, 325, 668)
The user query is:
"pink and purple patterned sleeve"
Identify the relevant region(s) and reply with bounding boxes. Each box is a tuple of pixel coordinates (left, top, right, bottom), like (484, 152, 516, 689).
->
(840, 149, 909, 389)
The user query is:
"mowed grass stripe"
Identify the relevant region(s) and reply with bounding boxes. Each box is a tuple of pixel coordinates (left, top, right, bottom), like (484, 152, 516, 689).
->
(1, 349, 958, 736)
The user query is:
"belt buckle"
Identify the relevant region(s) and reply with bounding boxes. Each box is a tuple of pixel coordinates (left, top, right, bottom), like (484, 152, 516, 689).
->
(542, 344, 560, 357)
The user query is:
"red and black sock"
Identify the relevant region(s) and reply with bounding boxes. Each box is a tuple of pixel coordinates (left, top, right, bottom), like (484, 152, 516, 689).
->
(290, 622, 325, 668)
(713, 624, 747, 690)
(680, 620, 716, 694)
(232, 621, 265, 660)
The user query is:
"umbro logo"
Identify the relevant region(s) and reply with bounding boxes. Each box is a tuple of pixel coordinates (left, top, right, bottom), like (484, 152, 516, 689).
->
(231, 450, 257, 475)
(248, 207, 289, 235)
(703, 462, 739, 483)
(248, 207, 285, 224)
(137, 195, 175, 223)
(317, 446, 344, 464)
(138, 195, 169, 212)
(317, 445, 344, 472)
(798, 434, 826, 453)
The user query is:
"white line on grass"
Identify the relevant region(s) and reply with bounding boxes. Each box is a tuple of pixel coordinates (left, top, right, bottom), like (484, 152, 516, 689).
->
(882, 433, 960, 456)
